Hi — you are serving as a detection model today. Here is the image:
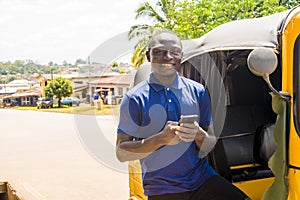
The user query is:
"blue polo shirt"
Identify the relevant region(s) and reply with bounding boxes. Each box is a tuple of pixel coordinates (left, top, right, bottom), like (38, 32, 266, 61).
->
(117, 73, 216, 196)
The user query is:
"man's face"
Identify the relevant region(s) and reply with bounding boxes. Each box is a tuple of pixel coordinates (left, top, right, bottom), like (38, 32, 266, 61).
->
(147, 32, 182, 77)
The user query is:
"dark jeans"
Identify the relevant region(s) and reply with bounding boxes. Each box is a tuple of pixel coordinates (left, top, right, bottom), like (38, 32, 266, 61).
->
(148, 175, 251, 200)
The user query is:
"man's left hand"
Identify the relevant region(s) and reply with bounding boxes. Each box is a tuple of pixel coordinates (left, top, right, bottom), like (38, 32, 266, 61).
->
(175, 122, 205, 142)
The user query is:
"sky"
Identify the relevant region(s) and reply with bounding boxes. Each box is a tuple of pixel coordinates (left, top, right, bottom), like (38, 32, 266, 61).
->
(0, 0, 156, 65)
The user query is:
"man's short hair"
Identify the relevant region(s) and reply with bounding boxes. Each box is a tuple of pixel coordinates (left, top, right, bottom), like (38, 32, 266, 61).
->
(147, 29, 181, 50)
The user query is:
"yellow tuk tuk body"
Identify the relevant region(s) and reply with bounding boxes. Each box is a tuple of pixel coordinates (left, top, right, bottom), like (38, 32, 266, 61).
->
(283, 7, 300, 200)
(128, 6, 300, 200)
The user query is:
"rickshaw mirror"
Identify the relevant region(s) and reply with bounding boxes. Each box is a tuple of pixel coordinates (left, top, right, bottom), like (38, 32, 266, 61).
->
(247, 48, 290, 101)
(247, 48, 278, 77)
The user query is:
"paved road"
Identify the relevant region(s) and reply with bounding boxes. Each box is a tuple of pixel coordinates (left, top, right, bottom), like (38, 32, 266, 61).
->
(0, 109, 129, 200)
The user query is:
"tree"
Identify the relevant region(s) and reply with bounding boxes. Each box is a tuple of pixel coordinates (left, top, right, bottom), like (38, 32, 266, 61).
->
(279, 0, 298, 8)
(129, 0, 178, 69)
(75, 58, 86, 65)
(44, 77, 73, 108)
(63, 60, 69, 66)
(129, 0, 295, 68)
(169, 0, 290, 39)
(112, 61, 119, 68)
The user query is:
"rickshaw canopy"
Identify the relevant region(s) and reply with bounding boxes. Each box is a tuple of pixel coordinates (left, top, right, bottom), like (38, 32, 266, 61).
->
(181, 9, 293, 62)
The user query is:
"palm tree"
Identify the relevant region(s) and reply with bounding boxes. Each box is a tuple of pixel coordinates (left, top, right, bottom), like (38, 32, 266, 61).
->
(128, 24, 154, 68)
(129, 0, 177, 69)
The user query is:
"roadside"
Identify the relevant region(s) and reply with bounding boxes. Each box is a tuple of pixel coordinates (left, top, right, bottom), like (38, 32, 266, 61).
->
(0, 103, 123, 200)
(0, 109, 129, 200)
(6, 103, 120, 116)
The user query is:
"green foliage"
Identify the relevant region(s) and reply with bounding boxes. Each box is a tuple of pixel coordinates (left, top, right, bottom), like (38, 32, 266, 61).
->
(131, 37, 149, 69)
(171, 0, 290, 39)
(62, 60, 70, 66)
(44, 77, 73, 107)
(118, 69, 130, 74)
(75, 58, 86, 65)
(129, 0, 296, 68)
(0, 60, 59, 76)
(279, 0, 299, 8)
(0, 58, 84, 83)
(112, 61, 119, 68)
(129, 0, 178, 68)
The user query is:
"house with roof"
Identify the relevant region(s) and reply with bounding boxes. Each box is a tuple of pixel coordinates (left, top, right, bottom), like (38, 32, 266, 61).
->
(36, 63, 135, 104)
(0, 79, 41, 106)
(0, 62, 136, 107)
(89, 74, 135, 104)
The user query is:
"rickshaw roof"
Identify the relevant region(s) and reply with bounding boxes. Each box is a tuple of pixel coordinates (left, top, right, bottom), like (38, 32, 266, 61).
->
(181, 9, 296, 62)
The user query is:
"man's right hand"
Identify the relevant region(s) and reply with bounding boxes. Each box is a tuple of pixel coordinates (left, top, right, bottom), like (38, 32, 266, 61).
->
(160, 121, 181, 145)
(116, 121, 181, 162)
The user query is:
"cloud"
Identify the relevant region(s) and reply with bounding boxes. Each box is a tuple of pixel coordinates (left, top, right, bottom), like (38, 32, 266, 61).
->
(0, 0, 148, 64)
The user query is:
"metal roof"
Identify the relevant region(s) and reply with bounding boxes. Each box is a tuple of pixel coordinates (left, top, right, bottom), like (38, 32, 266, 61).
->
(90, 74, 135, 86)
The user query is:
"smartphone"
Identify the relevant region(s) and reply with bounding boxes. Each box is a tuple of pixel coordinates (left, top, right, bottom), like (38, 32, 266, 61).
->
(179, 114, 198, 124)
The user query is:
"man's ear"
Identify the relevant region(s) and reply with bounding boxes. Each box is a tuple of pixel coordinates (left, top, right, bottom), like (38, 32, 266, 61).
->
(146, 50, 151, 62)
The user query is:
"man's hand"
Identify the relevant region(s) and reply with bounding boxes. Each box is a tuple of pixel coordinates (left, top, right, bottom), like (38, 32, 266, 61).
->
(116, 121, 182, 162)
(161, 121, 181, 145)
(174, 122, 216, 153)
(174, 122, 199, 142)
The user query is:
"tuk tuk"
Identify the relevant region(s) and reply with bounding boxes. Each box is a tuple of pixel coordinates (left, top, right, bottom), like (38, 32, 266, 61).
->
(128, 5, 300, 200)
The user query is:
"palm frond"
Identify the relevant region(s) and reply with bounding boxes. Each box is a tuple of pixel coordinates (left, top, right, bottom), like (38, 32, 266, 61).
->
(129, 0, 179, 68)
(135, 1, 165, 23)
(128, 24, 152, 41)
(131, 38, 149, 69)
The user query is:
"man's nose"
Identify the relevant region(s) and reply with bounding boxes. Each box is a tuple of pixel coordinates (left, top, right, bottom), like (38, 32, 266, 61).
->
(163, 51, 173, 59)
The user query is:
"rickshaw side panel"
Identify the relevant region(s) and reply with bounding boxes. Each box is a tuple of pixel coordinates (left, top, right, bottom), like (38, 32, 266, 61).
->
(281, 8, 300, 200)
(234, 178, 274, 200)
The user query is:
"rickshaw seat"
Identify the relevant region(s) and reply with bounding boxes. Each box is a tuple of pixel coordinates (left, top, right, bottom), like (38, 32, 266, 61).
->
(208, 105, 276, 182)
(254, 124, 277, 164)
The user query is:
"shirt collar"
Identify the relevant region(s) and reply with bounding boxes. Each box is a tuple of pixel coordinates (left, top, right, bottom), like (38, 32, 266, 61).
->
(148, 72, 185, 92)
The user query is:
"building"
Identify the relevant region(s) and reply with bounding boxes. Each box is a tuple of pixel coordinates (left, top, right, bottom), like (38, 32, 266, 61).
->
(90, 74, 135, 105)
(0, 64, 135, 106)
(0, 79, 41, 106)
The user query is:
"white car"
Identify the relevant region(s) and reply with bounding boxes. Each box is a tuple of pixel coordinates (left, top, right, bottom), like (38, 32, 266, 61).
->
(61, 97, 81, 106)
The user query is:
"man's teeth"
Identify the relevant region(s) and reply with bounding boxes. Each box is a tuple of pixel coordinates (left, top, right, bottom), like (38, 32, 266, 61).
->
(162, 64, 173, 67)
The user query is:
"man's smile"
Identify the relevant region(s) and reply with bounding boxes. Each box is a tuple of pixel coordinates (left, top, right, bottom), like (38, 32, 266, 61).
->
(161, 63, 174, 67)
(159, 63, 176, 70)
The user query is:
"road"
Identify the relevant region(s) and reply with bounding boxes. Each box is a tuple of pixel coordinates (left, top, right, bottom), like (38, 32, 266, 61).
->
(0, 109, 129, 200)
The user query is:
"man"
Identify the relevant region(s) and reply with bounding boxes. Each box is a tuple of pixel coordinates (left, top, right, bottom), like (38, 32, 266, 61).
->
(116, 29, 249, 200)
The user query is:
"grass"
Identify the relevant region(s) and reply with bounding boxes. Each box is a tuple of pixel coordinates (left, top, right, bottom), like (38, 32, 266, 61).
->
(8, 104, 119, 116)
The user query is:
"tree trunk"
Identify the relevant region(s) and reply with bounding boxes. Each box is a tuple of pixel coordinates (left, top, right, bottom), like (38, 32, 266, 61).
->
(58, 97, 61, 108)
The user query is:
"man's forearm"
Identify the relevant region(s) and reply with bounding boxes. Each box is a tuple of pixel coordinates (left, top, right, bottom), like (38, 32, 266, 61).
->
(194, 125, 217, 153)
(116, 132, 168, 162)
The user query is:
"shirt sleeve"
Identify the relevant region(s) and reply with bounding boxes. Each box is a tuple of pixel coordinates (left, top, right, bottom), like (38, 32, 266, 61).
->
(117, 94, 141, 137)
(199, 88, 213, 127)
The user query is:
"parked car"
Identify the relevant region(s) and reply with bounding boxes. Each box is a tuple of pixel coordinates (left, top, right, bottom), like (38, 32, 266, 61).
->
(37, 97, 53, 109)
(3, 99, 18, 107)
(61, 97, 81, 106)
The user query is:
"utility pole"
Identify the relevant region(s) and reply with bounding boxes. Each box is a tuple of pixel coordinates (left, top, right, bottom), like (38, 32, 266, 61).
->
(51, 68, 53, 80)
(88, 56, 92, 105)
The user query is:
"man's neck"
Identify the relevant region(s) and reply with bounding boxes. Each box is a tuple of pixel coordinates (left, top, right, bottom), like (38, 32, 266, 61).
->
(153, 73, 177, 87)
